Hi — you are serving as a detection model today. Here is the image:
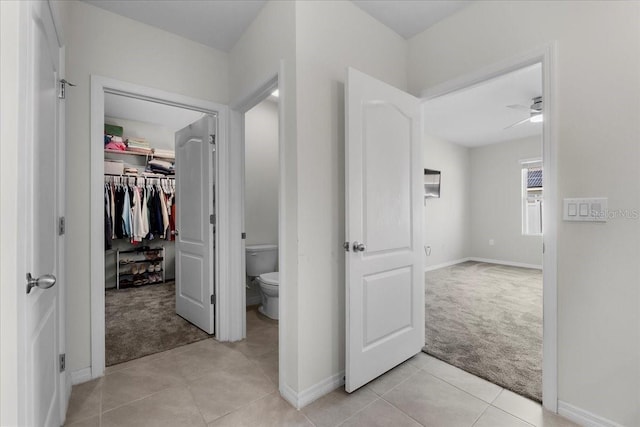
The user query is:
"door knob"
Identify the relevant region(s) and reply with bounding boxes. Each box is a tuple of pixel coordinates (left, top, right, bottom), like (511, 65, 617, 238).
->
(352, 241, 366, 252)
(26, 273, 56, 294)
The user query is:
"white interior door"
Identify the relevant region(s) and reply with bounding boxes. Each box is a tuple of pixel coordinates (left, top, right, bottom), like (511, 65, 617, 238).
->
(175, 115, 216, 334)
(345, 68, 424, 392)
(25, 2, 63, 425)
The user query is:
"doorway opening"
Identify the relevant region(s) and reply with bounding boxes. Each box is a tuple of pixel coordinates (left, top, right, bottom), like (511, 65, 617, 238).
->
(102, 93, 215, 366)
(237, 84, 281, 386)
(420, 51, 556, 410)
(89, 77, 229, 379)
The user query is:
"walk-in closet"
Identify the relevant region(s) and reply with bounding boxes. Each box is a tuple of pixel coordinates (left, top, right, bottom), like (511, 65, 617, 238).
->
(103, 93, 212, 366)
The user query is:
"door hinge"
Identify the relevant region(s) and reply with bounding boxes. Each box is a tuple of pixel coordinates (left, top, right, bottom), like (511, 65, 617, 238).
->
(210, 294, 215, 305)
(209, 134, 216, 145)
(59, 354, 66, 373)
(241, 232, 246, 239)
(210, 214, 215, 225)
(58, 217, 65, 236)
(58, 79, 76, 99)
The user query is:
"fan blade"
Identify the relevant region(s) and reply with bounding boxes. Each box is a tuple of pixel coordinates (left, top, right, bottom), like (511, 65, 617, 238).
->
(507, 104, 532, 112)
(504, 116, 531, 129)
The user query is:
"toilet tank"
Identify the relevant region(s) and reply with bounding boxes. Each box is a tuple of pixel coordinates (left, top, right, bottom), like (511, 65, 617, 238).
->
(245, 244, 278, 276)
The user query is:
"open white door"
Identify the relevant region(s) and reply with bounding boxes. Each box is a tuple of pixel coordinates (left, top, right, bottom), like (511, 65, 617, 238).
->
(175, 115, 216, 334)
(345, 68, 424, 392)
(24, 2, 64, 425)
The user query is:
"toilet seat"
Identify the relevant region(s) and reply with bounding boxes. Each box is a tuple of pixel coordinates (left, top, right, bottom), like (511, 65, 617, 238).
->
(258, 272, 279, 286)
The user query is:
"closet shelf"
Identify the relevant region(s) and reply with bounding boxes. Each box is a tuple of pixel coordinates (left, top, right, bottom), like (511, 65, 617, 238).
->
(119, 247, 163, 254)
(104, 149, 175, 160)
(119, 271, 164, 279)
(119, 258, 164, 265)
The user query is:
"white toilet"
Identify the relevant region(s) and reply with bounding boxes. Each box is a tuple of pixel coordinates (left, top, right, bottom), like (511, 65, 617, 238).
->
(245, 244, 279, 319)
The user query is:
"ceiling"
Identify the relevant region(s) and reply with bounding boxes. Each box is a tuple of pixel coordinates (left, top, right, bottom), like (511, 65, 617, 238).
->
(84, 0, 267, 52)
(352, 1, 471, 39)
(105, 93, 204, 131)
(83, 1, 471, 52)
(423, 63, 543, 147)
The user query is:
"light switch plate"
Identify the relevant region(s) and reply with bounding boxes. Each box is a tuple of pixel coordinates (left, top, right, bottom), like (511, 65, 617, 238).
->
(563, 198, 608, 222)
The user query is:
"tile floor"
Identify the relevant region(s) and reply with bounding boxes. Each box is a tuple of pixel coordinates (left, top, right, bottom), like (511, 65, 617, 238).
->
(65, 309, 578, 427)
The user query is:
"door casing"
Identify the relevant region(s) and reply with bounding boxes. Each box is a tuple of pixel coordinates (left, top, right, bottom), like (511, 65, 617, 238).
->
(420, 43, 558, 412)
(89, 77, 230, 379)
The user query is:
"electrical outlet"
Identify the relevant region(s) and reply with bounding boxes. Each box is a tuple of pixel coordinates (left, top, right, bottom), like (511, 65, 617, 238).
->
(489, 239, 495, 246)
(424, 246, 432, 256)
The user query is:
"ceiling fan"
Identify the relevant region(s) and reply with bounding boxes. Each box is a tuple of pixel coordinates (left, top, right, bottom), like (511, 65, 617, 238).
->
(504, 96, 543, 129)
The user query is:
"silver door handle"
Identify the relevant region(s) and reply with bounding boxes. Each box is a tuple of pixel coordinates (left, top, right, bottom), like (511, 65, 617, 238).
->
(26, 273, 56, 294)
(174, 230, 179, 236)
(352, 241, 366, 252)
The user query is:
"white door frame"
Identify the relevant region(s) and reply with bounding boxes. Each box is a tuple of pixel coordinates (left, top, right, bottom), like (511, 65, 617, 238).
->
(0, 1, 67, 424)
(89, 76, 230, 379)
(420, 43, 558, 412)
(229, 65, 287, 393)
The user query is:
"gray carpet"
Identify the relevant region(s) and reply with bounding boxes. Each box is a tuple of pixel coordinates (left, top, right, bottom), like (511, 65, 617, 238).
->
(423, 261, 542, 402)
(106, 281, 210, 366)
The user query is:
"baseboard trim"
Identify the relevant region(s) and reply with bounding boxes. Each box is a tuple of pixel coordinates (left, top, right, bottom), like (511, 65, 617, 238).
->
(279, 371, 345, 409)
(280, 383, 300, 409)
(558, 401, 624, 427)
(468, 257, 542, 270)
(424, 258, 470, 272)
(70, 368, 92, 385)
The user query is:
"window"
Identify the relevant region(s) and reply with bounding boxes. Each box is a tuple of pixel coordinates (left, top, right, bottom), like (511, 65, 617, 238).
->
(521, 159, 542, 236)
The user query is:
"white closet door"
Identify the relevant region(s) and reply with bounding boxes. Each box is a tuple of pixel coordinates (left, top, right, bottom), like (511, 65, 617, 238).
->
(24, 2, 63, 425)
(175, 115, 215, 334)
(345, 67, 424, 392)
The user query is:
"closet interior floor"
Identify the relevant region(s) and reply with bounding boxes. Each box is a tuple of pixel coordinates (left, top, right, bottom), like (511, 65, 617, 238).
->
(105, 280, 210, 366)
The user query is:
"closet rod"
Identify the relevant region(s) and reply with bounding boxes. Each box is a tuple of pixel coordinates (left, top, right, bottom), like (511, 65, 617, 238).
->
(104, 174, 175, 186)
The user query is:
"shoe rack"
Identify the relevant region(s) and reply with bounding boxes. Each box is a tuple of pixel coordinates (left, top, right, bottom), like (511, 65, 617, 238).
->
(115, 246, 165, 289)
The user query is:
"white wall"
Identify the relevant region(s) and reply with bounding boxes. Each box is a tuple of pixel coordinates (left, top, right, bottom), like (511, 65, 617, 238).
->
(409, 2, 640, 425)
(423, 135, 470, 268)
(228, 0, 300, 392)
(244, 100, 279, 246)
(469, 136, 542, 267)
(294, 0, 408, 393)
(0, 2, 23, 424)
(59, 0, 229, 373)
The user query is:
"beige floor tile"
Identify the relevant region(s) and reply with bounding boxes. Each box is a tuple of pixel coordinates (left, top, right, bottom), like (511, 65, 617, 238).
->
(472, 406, 532, 427)
(177, 340, 251, 382)
(492, 390, 578, 427)
(339, 399, 421, 427)
(208, 392, 312, 427)
(189, 360, 276, 423)
(302, 387, 378, 427)
(420, 354, 503, 403)
(224, 325, 278, 358)
(248, 349, 279, 386)
(64, 378, 102, 424)
(538, 411, 581, 427)
(365, 361, 419, 396)
(102, 386, 206, 427)
(383, 370, 488, 427)
(64, 415, 100, 427)
(405, 351, 432, 370)
(246, 308, 278, 330)
(105, 348, 165, 375)
(101, 357, 186, 411)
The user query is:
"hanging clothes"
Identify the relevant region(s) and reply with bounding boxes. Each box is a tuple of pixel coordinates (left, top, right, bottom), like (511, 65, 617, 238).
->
(104, 176, 175, 245)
